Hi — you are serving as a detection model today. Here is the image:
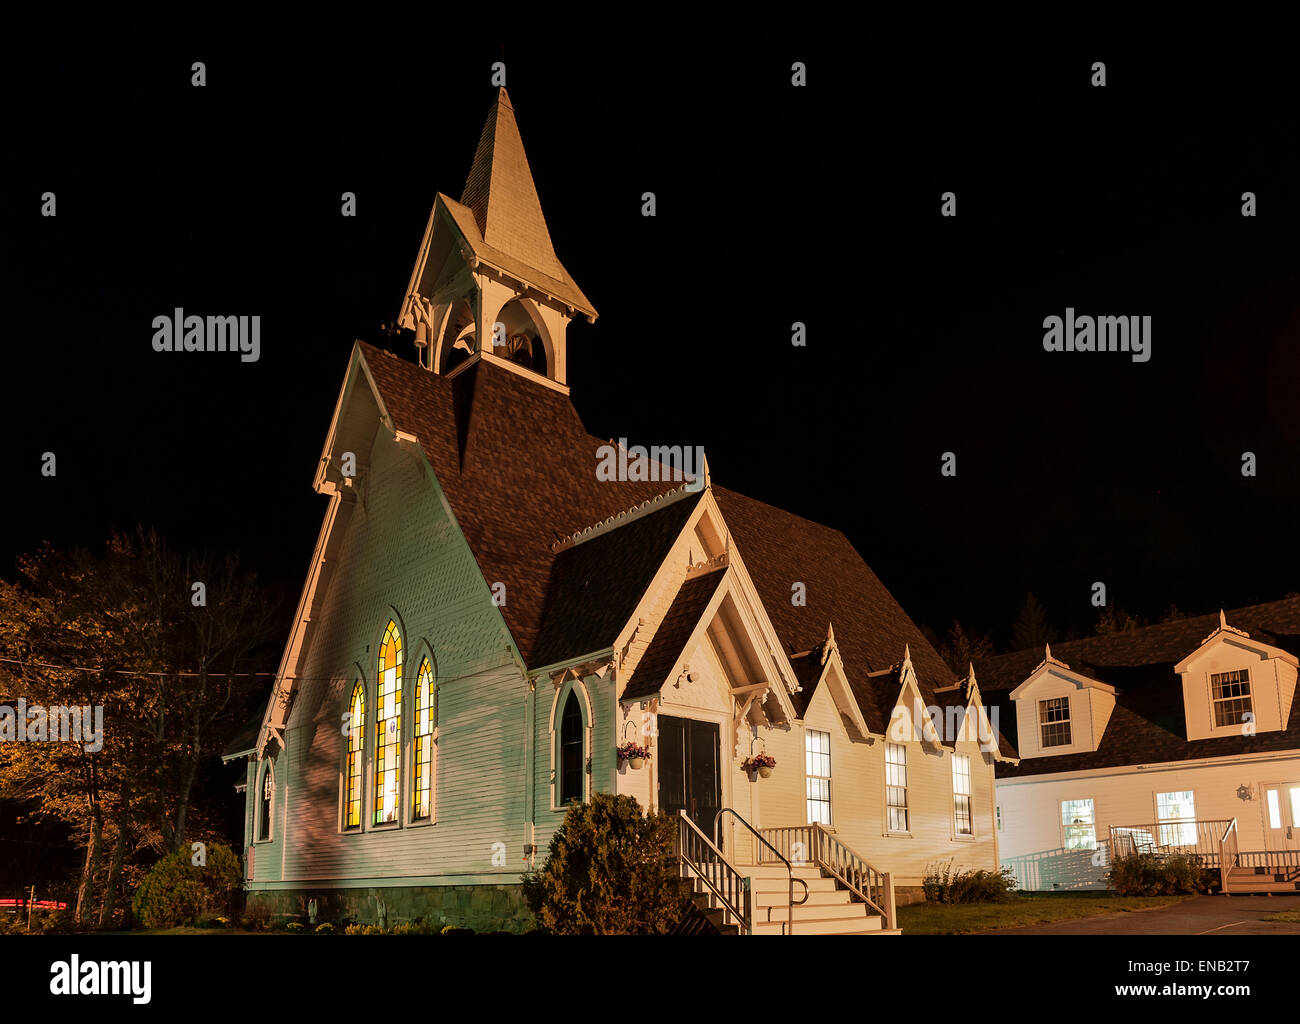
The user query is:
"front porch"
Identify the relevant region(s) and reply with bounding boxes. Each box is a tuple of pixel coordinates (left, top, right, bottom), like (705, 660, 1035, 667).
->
(1108, 818, 1300, 894)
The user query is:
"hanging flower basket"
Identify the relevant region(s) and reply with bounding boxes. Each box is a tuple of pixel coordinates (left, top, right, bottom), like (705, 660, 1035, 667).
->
(745, 753, 776, 778)
(617, 741, 651, 769)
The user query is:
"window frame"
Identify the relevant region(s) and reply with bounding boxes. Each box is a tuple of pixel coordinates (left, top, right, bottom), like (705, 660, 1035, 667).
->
(884, 741, 910, 835)
(410, 655, 436, 824)
(805, 728, 832, 826)
(1154, 789, 1198, 847)
(372, 619, 404, 828)
(1209, 669, 1253, 730)
(1060, 797, 1097, 850)
(550, 679, 592, 811)
(1038, 696, 1073, 748)
(256, 759, 274, 844)
(342, 678, 366, 832)
(951, 752, 973, 837)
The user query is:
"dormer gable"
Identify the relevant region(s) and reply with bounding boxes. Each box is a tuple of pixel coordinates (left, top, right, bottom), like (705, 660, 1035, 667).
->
(1009, 644, 1117, 758)
(1174, 611, 1299, 741)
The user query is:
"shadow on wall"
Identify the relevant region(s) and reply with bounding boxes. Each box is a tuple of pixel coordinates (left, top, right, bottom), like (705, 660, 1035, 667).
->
(1001, 843, 1112, 892)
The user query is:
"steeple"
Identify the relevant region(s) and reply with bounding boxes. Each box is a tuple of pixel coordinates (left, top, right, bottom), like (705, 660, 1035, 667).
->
(460, 88, 563, 281)
(398, 88, 595, 388)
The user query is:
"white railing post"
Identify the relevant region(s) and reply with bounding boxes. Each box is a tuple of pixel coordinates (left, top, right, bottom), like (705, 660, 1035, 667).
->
(883, 872, 897, 931)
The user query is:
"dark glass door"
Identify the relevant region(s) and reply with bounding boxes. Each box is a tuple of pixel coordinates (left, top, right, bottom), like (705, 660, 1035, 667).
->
(658, 716, 721, 838)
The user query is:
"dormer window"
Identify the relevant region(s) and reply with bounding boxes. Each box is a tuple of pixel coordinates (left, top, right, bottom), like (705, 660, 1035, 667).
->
(1210, 669, 1252, 728)
(1038, 697, 1072, 747)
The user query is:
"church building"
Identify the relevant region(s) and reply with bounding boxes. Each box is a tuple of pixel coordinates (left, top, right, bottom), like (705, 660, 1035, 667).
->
(222, 87, 1015, 935)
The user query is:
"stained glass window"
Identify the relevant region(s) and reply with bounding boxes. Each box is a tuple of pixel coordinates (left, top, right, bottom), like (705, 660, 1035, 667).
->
(344, 681, 365, 829)
(374, 620, 403, 825)
(412, 656, 435, 821)
(560, 691, 584, 804)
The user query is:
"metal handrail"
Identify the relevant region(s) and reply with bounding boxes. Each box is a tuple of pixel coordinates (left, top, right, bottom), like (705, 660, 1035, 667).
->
(714, 808, 808, 935)
(675, 811, 752, 934)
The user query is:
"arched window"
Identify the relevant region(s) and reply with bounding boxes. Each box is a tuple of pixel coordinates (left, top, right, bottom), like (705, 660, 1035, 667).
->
(344, 681, 365, 830)
(412, 656, 435, 821)
(374, 620, 403, 825)
(560, 691, 584, 805)
(258, 761, 274, 841)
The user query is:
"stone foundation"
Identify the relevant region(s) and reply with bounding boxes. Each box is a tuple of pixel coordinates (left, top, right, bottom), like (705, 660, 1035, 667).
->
(893, 885, 926, 906)
(245, 883, 534, 933)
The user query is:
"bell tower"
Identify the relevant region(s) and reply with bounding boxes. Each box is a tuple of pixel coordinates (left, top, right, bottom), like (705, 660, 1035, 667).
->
(397, 88, 596, 388)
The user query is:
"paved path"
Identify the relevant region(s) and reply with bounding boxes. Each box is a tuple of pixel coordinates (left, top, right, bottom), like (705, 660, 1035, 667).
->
(990, 894, 1300, 935)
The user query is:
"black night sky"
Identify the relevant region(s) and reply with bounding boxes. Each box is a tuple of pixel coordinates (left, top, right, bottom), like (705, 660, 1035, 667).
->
(3, 40, 1298, 652)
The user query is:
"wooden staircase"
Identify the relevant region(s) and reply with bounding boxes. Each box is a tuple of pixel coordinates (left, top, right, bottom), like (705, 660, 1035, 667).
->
(673, 810, 900, 935)
(1223, 864, 1300, 894)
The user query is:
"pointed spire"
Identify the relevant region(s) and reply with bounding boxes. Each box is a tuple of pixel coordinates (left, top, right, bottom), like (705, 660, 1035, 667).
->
(1045, 641, 1052, 661)
(902, 643, 912, 672)
(1219, 608, 1227, 631)
(460, 88, 563, 279)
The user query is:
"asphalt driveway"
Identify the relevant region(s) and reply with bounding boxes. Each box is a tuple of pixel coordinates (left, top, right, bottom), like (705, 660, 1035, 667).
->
(990, 893, 1300, 935)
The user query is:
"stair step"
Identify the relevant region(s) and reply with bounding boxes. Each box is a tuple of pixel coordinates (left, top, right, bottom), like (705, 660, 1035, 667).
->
(753, 914, 883, 935)
(1226, 881, 1300, 893)
(753, 888, 852, 908)
(734, 864, 825, 880)
(757, 903, 873, 923)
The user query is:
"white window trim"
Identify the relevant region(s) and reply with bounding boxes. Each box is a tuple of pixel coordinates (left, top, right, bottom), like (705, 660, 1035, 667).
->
(883, 741, 911, 837)
(805, 728, 832, 826)
(951, 752, 974, 840)
(1038, 695, 1073, 749)
(549, 678, 593, 811)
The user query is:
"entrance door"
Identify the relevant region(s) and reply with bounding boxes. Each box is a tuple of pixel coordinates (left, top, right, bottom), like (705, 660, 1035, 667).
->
(1262, 783, 1300, 851)
(658, 716, 721, 839)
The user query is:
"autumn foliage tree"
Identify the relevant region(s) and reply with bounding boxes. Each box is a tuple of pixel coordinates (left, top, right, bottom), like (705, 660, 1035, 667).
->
(0, 528, 277, 928)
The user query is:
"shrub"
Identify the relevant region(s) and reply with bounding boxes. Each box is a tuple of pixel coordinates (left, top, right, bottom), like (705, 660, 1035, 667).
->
(286, 922, 304, 932)
(521, 792, 692, 934)
(132, 843, 245, 929)
(923, 859, 1018, 903)
(1109, 854, 1208, 896)
(314, 922, 336, 935)
(240, 900, 272, 931)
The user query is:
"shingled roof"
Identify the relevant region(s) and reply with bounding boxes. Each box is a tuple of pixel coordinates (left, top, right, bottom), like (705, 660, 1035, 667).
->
(356, 343, 1006, 747)
(359, 343, 687, 667)
(976, 596, 1300, 777)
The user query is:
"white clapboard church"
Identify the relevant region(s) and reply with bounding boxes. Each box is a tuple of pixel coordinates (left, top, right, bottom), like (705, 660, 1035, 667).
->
(221, 87, 1016, 935)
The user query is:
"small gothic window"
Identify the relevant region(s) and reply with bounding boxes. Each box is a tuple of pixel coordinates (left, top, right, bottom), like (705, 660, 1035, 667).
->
(412, 657, 435, 821)
(344, 681, 365, 830)
(374, 620, 403, 825)
(560, 691, 584, 804)
(259, 762, 273, 841)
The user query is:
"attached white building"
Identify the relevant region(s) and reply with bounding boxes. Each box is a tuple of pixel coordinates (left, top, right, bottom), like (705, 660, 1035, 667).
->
(978, 599, 1300, 894)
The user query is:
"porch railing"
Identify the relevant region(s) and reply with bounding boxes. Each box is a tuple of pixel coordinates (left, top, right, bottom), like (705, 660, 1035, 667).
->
(1219, 818, 1239, 891)
(1108, 819, 1232, 864)
(758, 824, 896, 930)
(675, 811, 752, 934)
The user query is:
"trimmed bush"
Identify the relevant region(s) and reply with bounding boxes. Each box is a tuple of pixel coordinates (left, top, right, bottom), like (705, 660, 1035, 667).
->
(923, 859, 1018, 903)
(1109, 853, 1209, 896)
(521, 792, 692, 934)
(132, 843, 245, 930)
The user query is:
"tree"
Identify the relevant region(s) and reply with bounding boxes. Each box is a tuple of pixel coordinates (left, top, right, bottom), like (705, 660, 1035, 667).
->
(0, 528, 277, 929)
(1011, 593, 1057, 651)
(1094, 604, 1144, 635)
(521, 793, 692, 934)
(937, 619, 995, 675)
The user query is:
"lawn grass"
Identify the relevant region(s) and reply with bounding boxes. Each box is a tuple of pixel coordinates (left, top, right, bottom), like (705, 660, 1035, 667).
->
(898, 891, 1191, 934)
(1262, 910, 1300, 923)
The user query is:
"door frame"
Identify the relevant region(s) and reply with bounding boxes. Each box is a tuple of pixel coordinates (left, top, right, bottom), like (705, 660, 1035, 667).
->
(1260, 780, 1300, 852)
(654, 705, 733, 847)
